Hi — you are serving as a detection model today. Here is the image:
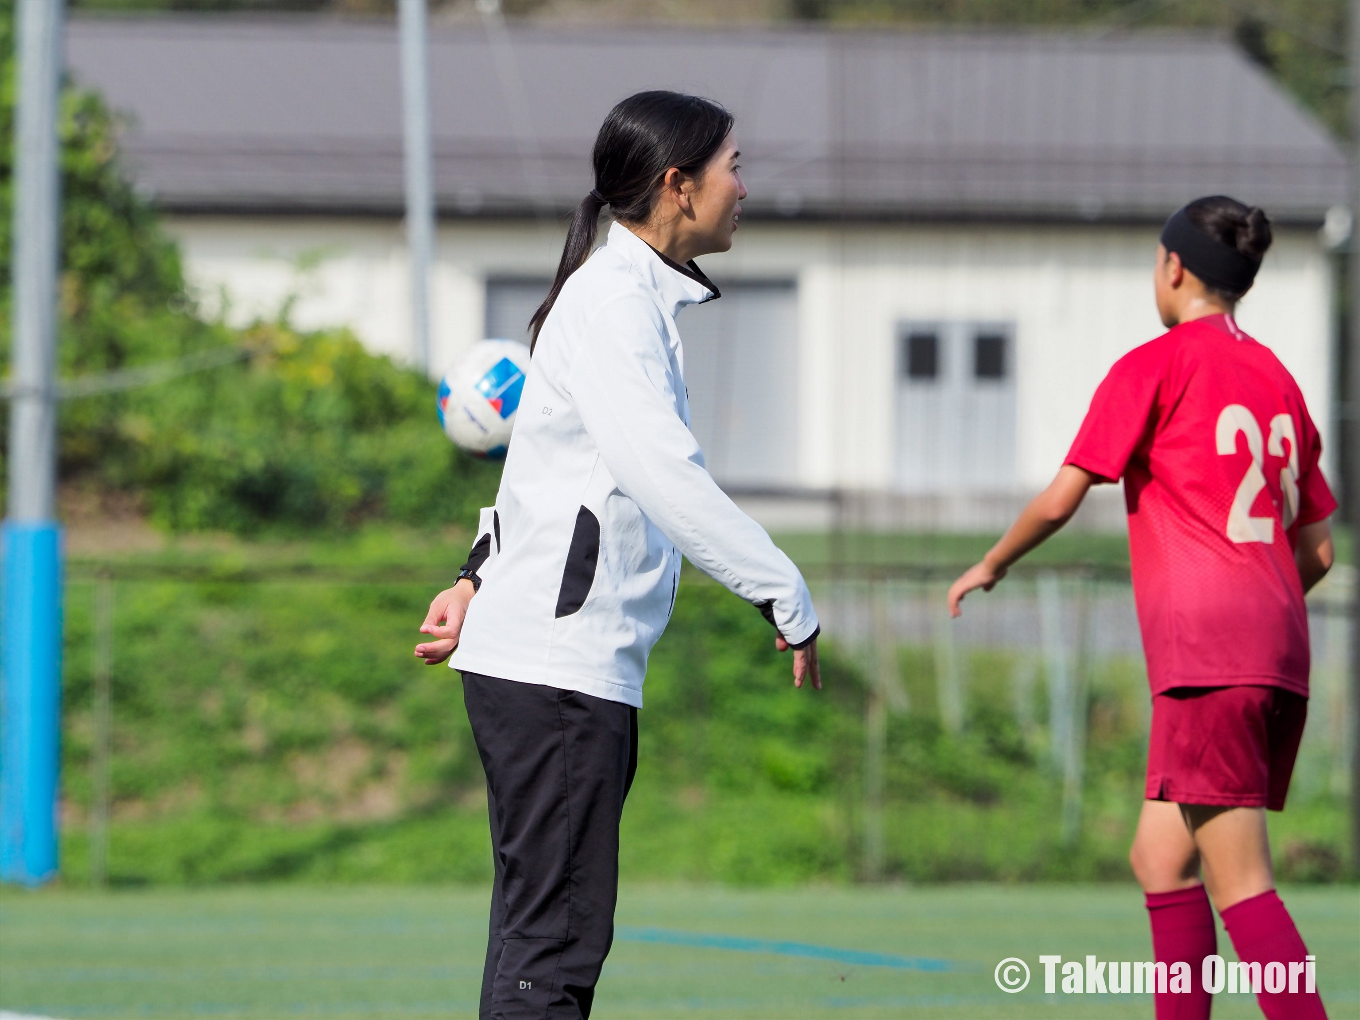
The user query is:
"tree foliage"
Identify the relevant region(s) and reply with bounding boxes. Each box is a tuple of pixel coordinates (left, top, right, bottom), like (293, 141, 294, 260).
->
(0, 0, 497, 531)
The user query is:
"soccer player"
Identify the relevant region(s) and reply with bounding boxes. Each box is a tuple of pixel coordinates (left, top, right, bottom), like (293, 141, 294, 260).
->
(948, 195, 1333, 1020)
(414, 92, 820, 1020)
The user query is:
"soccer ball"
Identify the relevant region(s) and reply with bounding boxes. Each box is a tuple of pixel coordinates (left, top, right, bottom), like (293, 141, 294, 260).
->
(437, 338, 531, 458)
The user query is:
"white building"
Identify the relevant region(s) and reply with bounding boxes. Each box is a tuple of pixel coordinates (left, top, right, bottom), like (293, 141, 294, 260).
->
(66, 17, 1346, 529)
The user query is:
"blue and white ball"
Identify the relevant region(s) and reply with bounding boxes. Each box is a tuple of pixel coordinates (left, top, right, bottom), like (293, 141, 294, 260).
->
(437, 339, 531, 459)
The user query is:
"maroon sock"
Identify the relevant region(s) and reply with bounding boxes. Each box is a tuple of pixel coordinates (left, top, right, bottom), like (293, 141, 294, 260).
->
(1146, 885, 1215, 1020)
(1220, 889, 1327, 1020)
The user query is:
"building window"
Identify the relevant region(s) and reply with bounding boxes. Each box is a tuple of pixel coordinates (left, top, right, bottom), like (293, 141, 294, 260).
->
(974, 333, 1006, 380)
(895, 320, 1017, 494)
(904, 331, 939, 380)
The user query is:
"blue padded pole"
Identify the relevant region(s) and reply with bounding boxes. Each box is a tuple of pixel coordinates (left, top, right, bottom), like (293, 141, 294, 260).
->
(1, 0, 65, 887)
(0, 523, 63, 885)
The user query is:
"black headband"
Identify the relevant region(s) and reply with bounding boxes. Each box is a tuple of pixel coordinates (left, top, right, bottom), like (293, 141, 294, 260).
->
(1160, 207, 1261, 294)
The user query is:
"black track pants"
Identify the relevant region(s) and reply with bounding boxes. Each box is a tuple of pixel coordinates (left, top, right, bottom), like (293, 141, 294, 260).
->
(462, 672, 638, 1020)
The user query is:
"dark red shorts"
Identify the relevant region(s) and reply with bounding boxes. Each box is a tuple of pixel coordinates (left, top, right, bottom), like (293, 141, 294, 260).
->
(1145, 685, 1307, 812)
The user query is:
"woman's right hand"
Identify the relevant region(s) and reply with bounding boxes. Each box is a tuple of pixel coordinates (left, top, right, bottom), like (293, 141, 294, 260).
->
(414, 578, 477, 665)
(776, 634, 821, 690)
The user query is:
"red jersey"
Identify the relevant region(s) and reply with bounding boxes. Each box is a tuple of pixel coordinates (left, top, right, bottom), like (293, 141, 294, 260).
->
(1066, 314, 1335, 697)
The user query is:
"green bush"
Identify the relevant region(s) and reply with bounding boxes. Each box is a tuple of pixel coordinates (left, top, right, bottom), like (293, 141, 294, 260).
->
(120, 324, 500, 532)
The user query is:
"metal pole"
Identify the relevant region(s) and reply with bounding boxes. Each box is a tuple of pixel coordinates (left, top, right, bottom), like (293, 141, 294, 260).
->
(399, 0, 435, 375)
(864, 581, 889, 881)
(1060, 575, 1093, 846)
(1039, 571, 1087, 843)
(933, 588, 963, 734)
(865, 579, 909, 880)
(89, 574, 113, 888)
(1, 0, 66, 887)
(1349, 0, 1360, 879)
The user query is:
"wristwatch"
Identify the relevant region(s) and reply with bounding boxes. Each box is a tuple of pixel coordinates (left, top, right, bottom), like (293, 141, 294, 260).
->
(456, 567, 482, 592)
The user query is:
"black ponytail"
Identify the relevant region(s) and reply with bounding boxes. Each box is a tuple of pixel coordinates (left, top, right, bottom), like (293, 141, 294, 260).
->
(531, 191, 608, 350)
(528, 90, 734, 349)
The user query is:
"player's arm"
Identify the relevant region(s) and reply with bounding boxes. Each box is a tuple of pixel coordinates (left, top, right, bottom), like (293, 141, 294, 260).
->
(1294, 519, 1333, 595)
(947, 465, 1097, 617)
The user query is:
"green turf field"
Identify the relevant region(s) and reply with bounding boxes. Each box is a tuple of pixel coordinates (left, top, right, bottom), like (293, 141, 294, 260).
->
(3, 884, 1356, 1019)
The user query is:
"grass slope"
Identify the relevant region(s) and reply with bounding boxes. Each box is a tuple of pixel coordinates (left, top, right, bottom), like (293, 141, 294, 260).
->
(52, 528, 1353, 886)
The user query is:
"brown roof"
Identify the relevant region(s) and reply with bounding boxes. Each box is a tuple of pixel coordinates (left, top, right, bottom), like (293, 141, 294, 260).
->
(66, 15, 1347, 223)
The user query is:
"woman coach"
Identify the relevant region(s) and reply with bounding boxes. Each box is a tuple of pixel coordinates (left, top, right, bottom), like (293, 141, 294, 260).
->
(413, 91, 822, 1020)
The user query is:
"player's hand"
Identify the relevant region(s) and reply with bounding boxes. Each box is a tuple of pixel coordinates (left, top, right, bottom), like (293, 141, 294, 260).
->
(947, 560, 1007, 618)
(414, 578, 476, 665)
(776, 634, 821, 690)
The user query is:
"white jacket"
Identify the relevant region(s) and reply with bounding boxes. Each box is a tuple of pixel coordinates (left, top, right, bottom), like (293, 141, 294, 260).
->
(449, 222, 819, 707)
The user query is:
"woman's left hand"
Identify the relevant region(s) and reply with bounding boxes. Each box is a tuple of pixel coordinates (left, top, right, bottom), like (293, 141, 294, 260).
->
(414, 578, 476, 665)
(776, 634, 821, 690)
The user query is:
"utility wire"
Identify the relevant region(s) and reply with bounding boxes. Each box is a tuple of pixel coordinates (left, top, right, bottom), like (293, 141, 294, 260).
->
(477, 0, 558, 219)
(2, 346, 250, 401)
(1088, 0, 1181, 38)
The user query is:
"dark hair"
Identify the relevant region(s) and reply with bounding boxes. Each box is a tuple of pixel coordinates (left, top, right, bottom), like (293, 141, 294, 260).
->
(528, 90, 734, 348)
(1182, 195, 1273, 300)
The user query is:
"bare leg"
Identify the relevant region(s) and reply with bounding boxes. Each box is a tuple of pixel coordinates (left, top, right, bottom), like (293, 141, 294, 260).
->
(1182, 804, 1273, 909)
(1132, 801, 1215, 1020)
(1130, 799, 1201, 892)
(1188, 805, 1326, 1018)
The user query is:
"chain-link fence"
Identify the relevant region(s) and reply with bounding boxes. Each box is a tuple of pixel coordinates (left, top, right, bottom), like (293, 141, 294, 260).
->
(807, 563, 1355, 878)
(65, 558, 1356, 885)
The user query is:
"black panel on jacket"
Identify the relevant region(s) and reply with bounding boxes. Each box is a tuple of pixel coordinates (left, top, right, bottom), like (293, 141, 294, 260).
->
(755, 599, 778, 629)
(753, 599, 820, 649)
(555, 506, 601, 618)
(462, 532, 492, 576)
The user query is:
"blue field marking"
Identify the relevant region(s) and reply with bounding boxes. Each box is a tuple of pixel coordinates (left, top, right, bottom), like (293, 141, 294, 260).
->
(615, 926, 960, 971)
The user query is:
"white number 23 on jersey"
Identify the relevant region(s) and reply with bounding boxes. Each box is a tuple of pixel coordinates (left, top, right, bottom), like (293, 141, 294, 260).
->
(1215, 404, 1300, 544)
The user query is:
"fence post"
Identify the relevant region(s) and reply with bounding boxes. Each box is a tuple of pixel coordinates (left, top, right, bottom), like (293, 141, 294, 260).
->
(1039, 571, 1089, 844)
(1316, 576, 1351, 798)
(89, 573, 113, 888)
(864, 578, 908, 880)
(1038, 571, 1070, 772)
(1011, 654, 1038, 736)
(864, 662, 886, 881)
(1060, 575, 1093, 845)
(932, 588, 963, 733)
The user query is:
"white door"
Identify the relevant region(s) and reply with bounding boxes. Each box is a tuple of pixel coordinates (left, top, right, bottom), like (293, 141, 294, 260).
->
(894, 321, 1017, 493)
(679, 281, 799, 488)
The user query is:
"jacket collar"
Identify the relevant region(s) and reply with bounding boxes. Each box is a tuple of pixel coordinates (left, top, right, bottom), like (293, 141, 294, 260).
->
(606, 221, 720, 317)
